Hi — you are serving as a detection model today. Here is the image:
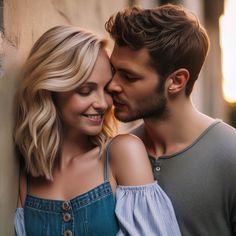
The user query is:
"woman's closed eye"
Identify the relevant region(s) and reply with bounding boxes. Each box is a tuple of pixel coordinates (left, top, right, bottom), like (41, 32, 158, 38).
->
(77, 87, 93, 96)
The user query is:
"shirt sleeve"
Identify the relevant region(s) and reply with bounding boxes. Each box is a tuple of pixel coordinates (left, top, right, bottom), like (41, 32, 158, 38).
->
(115, 181, 181, 236)
(15, 208, 26, 236)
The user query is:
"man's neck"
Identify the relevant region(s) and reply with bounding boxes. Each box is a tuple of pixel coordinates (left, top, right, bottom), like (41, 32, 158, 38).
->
(142, 102, 215, 158)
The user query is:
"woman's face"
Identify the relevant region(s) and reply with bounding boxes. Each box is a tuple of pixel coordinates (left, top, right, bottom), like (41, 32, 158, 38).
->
(55, 49, 113, 137)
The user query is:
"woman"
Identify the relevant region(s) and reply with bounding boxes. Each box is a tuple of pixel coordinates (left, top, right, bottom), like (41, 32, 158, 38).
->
(14, 25, 181, 236)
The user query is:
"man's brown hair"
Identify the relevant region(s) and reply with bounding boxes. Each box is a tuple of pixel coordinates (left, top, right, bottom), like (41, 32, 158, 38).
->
(105, 4, 210, 96)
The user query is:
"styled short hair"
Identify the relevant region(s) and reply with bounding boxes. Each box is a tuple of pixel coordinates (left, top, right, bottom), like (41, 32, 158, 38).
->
(105, 4, 210, 95)
(14, 25, 117, 179)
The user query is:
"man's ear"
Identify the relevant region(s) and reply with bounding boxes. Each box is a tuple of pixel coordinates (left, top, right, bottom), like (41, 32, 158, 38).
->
(167, 69, 189, 94)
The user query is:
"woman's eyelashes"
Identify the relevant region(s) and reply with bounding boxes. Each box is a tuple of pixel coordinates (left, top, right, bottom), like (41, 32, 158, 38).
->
(77, 86, 93, 96)
(76, 83, 111, 97)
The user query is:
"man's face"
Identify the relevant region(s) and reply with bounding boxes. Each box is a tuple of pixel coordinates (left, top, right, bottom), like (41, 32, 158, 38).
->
(108, 44, 168, 122)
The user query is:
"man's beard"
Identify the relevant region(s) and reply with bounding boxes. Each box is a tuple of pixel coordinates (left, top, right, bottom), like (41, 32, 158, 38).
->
(115, 82, 168, 122)
(136, 94, 168, 121)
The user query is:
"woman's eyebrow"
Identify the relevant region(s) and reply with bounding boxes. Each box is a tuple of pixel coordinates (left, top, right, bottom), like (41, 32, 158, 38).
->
(80, 82, 97, 87)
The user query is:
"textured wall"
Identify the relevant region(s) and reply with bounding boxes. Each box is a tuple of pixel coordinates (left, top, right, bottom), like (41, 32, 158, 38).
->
(0, 1, 126, 235)
(0, 29, 19, 235)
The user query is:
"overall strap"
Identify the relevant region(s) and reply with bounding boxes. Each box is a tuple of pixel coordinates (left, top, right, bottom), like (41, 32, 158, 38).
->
(104, 138, 114, 182)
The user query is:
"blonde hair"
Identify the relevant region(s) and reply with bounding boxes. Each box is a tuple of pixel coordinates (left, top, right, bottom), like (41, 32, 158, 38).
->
(14, 25, 117, 180)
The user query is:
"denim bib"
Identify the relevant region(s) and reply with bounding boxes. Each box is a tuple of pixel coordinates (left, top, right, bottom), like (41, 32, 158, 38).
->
(24, 145, 119, 236)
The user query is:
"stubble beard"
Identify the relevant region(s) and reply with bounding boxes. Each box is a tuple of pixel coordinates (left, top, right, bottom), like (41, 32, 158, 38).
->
(115, 83, 168, 123)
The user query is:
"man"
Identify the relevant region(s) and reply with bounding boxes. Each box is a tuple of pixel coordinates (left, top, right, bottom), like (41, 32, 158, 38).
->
(105, 4, 236, 236)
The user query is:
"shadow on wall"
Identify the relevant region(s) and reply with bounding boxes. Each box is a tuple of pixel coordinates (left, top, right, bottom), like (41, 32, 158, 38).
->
(229, 105, 236, 128)
(0, 30, 19, 236)
(0, 31, 3, 77)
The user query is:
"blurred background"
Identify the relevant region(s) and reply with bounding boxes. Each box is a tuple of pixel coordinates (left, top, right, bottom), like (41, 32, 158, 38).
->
(0, 0, 235, 234)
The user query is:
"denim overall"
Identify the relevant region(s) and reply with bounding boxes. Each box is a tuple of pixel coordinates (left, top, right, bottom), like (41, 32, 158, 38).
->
(24, 150, 119, 236)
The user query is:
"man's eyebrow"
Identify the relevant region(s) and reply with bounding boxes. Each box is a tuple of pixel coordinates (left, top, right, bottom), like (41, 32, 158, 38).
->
(117, 68, 142, 77)
(110, 62, 140, 76)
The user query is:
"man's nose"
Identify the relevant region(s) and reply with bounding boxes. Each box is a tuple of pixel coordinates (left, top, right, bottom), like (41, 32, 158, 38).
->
(107, 74, 122, 93)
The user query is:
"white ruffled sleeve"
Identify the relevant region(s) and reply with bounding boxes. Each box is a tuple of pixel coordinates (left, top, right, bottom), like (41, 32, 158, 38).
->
(115, 181, 181, 236)
(15, 208, 26, 236)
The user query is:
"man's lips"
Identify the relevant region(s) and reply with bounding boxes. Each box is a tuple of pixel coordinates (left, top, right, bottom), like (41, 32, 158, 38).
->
(113, 98, 126, 106)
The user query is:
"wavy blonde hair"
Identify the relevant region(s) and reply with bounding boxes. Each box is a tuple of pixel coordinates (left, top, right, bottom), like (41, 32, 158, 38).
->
(14, 25, 117, 180)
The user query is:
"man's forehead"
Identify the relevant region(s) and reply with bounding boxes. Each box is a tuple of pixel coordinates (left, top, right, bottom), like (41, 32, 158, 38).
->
(111, 44, 152, 69)
(112, 44, 148, 57)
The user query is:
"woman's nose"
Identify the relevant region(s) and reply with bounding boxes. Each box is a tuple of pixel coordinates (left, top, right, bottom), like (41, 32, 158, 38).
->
(93, 93, 111, 110)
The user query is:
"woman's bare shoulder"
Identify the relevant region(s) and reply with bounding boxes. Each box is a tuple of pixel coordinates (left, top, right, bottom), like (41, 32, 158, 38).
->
(108, 134, 154, 185)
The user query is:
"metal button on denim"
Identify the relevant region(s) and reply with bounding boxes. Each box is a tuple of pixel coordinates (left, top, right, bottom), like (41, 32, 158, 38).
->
(155, 166, 161, 172)
(63, 229, 73, 236)
(62, 201, 70, 211)
(63, 213, 71, 222)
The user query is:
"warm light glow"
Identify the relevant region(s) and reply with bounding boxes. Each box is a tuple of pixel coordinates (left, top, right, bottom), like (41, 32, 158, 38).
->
(220, 0, 236, 103)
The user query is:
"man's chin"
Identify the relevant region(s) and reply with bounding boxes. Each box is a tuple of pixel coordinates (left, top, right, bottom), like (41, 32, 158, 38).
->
(114, 110, 139, 123)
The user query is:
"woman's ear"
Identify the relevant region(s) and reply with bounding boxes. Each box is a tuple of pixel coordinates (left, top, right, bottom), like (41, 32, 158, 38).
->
(167, 69, 189, 94)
